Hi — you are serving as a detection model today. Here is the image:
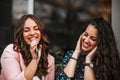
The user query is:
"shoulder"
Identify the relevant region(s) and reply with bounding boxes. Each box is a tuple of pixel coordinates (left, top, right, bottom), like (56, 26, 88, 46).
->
(2, 44, 14, 53)
(64, 50, 74, 59)
(48, 54, 55, 62)
(4, 44, 14, 50)
(61, 50, 74, 64)
(1, 44, 19, 59)
(47, 54, 55, 66)
(65, 50, 74, 56)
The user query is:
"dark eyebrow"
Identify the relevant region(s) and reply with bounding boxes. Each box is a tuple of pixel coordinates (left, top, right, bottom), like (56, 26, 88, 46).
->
(24, 25, 38, 28)
(33, 25, 39, 28)
(84, 31, 88, 34)
(24, 27, 29, 29)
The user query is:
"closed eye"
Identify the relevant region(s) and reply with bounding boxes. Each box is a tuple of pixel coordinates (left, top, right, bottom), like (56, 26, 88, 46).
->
(91, 37, 97, 41)
(24, 28, 30, 32)
(34, 25, 39, 30)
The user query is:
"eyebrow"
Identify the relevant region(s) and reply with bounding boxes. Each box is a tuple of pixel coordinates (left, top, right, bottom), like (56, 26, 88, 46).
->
(24, 25, 38, 28)
(85, 32, 97, 39)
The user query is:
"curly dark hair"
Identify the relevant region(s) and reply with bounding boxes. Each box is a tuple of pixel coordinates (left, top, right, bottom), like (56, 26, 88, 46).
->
(88, 17, 120, 80)
(13, 14, 50, 79)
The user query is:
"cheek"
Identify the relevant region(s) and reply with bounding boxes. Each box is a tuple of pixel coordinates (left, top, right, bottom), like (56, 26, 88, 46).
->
(90, 41, 97, 49)
(23, 33, 28, 42)
(38, 32, 41, 39)
(81, 36, 85, 42)
(23, 33, 27, 39)
(81, 36, 86, 43)
(38, 32, 41, 37)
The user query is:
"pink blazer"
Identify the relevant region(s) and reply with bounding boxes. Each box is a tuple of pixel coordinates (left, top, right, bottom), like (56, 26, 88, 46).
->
(0, 44, 55, 80)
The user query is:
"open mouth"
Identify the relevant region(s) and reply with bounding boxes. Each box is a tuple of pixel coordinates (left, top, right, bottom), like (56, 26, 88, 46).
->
(29, 37, 37, 42)
(83, 42, 90, 49)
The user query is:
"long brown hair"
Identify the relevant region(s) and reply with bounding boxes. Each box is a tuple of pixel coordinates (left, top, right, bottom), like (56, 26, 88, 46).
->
(88, 17, 120, 80)
(13, 14, 50, 78)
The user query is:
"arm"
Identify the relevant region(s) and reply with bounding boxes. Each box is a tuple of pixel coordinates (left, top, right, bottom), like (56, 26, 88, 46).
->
(45, 55, 55, 80)
(1, 43, 42, 80)
(1, 45, 26, 80)
(56, 51, 74, 80)
(24, 41, 42, 80)
(24, 59, 39, 80)
(84, 47, 97, 80)
(64, 51, 79, 77)
(84, 59, 96, 80)
(56, 36, 82, 79)
(64, 35, 82, 77)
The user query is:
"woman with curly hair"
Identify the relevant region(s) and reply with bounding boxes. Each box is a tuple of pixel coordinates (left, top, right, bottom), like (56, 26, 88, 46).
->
(56, 17, 120, 80)
(0, 14, 55, 80)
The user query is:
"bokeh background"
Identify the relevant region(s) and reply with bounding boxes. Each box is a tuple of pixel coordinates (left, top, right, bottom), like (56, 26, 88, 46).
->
(0, 0, 120, 76)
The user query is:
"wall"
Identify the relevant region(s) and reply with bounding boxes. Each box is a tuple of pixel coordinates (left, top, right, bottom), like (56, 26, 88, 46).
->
(112, 0, 120, 54)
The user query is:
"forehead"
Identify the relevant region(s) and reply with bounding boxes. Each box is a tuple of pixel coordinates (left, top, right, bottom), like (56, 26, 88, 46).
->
(24, 18, 37, 27)
(85, 24, 98, 37)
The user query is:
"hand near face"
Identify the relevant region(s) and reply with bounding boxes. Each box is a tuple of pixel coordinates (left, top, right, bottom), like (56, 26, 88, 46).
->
(30, 39, 42, 60)
(85, 46, 97, 63)
(74, 34, 83, 56)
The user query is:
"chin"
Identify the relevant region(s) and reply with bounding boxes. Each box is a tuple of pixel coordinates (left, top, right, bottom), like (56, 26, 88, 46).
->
(82, 47, 89, 52)
(82, 47, 91, 54)
(26, 42, 31, 45)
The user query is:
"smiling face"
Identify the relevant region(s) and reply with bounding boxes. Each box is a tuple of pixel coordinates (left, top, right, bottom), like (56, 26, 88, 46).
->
(81, 24, 98, 54)
(23, 18, 41, 45)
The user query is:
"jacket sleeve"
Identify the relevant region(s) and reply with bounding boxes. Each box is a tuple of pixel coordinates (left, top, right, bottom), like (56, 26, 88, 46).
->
(45, 54, 55, 80)
(1, 44, 27, 80)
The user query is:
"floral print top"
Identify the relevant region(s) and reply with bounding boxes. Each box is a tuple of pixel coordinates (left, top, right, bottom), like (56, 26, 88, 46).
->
(56, 50, 95, 80)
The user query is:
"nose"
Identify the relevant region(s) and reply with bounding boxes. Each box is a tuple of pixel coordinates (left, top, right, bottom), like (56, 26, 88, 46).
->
(84, 37, 90, 43)
(30, 29, 35, 35)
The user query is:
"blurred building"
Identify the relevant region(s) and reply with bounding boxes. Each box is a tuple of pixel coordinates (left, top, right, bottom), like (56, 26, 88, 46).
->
(1, 0, 119, 54)
(0, 0, 13, 46)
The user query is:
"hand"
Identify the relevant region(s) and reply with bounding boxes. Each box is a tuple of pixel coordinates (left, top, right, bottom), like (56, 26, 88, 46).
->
(72, 34, 83, 58)
(30, 40, 42, 60)
(37, 45, 42, 61)
(85, 46, 97, 63)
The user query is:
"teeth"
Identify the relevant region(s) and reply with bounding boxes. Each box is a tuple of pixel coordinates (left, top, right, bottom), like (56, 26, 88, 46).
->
(30, 38, 36, 42)
(83, 43, 89, 47)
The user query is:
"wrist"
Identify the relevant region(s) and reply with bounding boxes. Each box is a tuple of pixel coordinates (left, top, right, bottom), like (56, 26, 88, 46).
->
(84, 63, 94, 68)
(72, 52, 80, 59)
(32, 58, 39, 64)
(70, 56, 78, 61)
(85, 58, 92, 63)
(32, 57, 38, 60)
(74, 50, 81, 55)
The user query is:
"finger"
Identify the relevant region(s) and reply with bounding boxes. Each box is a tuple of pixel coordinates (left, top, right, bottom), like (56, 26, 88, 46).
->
(74, 34, 83, 54)
(86, 46, 97, 61)
(30, 40, 38, 49)
(91, 46, 97, 53)
(38, 45, 42, 57)
(89, 46, 97, 56)
(76, 35, 82, 47)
